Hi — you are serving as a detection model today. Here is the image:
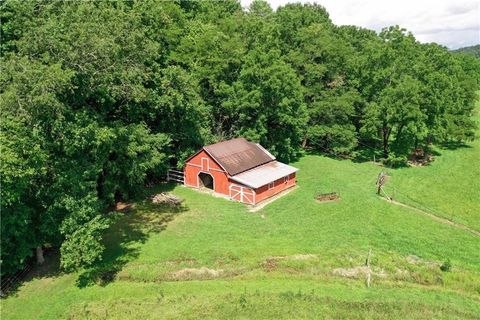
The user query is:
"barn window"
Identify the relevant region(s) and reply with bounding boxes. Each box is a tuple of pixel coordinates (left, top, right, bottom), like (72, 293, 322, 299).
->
(268, 182, 274, 190)
(284, 175, 289, 184)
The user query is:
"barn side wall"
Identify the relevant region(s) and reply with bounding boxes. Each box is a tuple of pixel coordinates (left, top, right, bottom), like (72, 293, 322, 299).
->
(254, 173, 296, 204)
(184, 150, 231, 195)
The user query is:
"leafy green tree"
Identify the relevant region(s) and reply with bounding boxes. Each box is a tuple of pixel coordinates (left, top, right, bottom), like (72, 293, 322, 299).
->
(1, 1, 174, 273)
(225, 49, 308, 161)
(248, 0, 273, 16)
(284, 23, 358, 153)
(361, 76, 426, 161)
(171, 20, 244, 140)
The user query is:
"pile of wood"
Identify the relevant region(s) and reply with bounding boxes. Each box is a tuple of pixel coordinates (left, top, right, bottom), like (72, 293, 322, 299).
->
(151, 193, 183, 206)
(408, 147, 434, 166)
(315, 192, 340, 202)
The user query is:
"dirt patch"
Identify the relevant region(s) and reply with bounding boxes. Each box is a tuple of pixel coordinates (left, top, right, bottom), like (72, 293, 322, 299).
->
(315, 192, 340, 203)
(168, 267, 223, 280)
(262, 258, 278, 272)
(332, 266, 387, 279)
(114, 202, 132, 212)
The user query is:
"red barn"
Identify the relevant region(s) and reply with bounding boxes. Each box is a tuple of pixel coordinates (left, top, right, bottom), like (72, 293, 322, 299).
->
(184, 138, 297, 205)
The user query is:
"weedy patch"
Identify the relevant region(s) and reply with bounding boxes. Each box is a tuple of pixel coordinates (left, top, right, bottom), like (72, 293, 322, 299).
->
(264, 254, 318, 261)
(168, 267, 224, 281)
(406, 255, 439, 267)
(290, 254, 318, 260)
(332, 266, 387, 279)
(262, 254, 319, 272)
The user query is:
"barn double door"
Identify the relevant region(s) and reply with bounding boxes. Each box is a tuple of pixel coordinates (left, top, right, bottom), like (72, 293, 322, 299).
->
(229, 185, 255, 205)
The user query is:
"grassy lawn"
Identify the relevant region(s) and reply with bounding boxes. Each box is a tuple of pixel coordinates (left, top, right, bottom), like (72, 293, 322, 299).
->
(2, 107, 479, 319)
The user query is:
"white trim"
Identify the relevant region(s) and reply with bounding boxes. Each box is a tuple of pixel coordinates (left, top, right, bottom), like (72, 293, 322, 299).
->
(229, 183, 255, 205)
(268, 182, 274, 190)
(186, 162, 226, 173)
(202, 149, 229, 173)
(201, 157, 209, 171)
(255, 143, 276, 160)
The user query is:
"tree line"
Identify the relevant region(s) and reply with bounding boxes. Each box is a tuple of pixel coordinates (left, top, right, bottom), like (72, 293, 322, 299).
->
(453, 45, 480, 58)
(1, 0, 479, 276)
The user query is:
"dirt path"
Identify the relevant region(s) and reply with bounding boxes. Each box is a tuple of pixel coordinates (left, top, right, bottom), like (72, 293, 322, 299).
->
(380, 197, 480, 237)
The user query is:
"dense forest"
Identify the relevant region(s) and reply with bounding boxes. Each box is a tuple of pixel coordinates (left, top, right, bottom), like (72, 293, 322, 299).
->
(453, 44, 480, 58)
(1, 0, 479, 276)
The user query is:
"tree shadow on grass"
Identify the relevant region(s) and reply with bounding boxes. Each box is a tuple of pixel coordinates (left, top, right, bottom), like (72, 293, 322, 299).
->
(76, 183, 187, 288)
(1, 248, 62, 297)
(439, 141, 473, 150)
(305, 149, 352, 161)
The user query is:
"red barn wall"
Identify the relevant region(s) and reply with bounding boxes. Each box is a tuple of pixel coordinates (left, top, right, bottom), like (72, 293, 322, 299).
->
(184, 150, 231, 195)
(184, 150, 296, 205)
(254, 173, 296, 204)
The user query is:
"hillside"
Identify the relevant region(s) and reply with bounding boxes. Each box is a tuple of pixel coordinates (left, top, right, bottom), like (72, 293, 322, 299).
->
(2, 102, 479, 319)
(453, 44, 480, 58)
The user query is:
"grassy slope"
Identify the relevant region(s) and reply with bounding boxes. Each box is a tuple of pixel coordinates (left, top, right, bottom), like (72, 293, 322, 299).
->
(2, 106, 480, 319)
(387, 99, 480, 230)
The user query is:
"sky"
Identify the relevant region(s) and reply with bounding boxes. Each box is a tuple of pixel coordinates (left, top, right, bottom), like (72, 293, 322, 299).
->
(240, 0, 480, 49)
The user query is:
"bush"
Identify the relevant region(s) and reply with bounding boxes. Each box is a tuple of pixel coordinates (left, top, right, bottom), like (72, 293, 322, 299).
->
(384, 154, 408, 168)
(440, 259, 452, 272)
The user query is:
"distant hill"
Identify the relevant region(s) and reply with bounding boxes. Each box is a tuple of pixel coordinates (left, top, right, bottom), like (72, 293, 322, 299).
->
(453, 44, 480, 58)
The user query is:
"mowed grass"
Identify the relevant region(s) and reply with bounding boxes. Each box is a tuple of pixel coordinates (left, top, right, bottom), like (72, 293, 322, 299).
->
(2, 106, 480, 319)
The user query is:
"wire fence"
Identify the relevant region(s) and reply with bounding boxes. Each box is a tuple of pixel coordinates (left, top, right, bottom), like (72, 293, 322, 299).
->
(1, 263, 33, 297)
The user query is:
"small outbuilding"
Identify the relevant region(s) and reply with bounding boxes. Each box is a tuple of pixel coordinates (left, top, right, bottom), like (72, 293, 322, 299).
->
(184, 138, 298, 205)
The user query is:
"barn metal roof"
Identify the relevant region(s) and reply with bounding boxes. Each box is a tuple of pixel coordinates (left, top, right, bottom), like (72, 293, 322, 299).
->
(203, 138, 275, 176)
(229, 161, 298, 189)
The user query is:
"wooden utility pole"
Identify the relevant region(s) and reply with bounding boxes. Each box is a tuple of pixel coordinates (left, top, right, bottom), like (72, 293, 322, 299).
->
(376, 172, 387, 195)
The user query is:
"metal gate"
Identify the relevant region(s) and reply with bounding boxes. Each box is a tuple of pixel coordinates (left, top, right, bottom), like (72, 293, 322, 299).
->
(229, 184, 255, 205)
(167, 169, 184, 184)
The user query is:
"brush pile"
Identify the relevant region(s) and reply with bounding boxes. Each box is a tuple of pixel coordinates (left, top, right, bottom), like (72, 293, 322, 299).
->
(151, 193, 183, 206)
(315, 192, 340, 202)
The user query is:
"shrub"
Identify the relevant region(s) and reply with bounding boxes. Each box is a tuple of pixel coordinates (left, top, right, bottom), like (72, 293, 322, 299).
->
(440, 259, 452, 272)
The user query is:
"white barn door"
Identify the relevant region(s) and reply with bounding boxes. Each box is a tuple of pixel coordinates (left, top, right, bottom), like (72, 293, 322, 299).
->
(229, 185, 255, 205)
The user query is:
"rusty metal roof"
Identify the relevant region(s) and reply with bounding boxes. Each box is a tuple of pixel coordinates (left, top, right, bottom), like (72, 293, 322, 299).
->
(230, 161, 298, 189)
(203, 138, 275, 176)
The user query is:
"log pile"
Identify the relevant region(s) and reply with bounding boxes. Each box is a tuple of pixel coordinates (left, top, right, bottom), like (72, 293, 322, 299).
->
(151, 193, 183, 206)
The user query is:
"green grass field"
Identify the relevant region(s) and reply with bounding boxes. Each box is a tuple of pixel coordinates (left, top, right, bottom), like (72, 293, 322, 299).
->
(2, 105, 479, 319)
